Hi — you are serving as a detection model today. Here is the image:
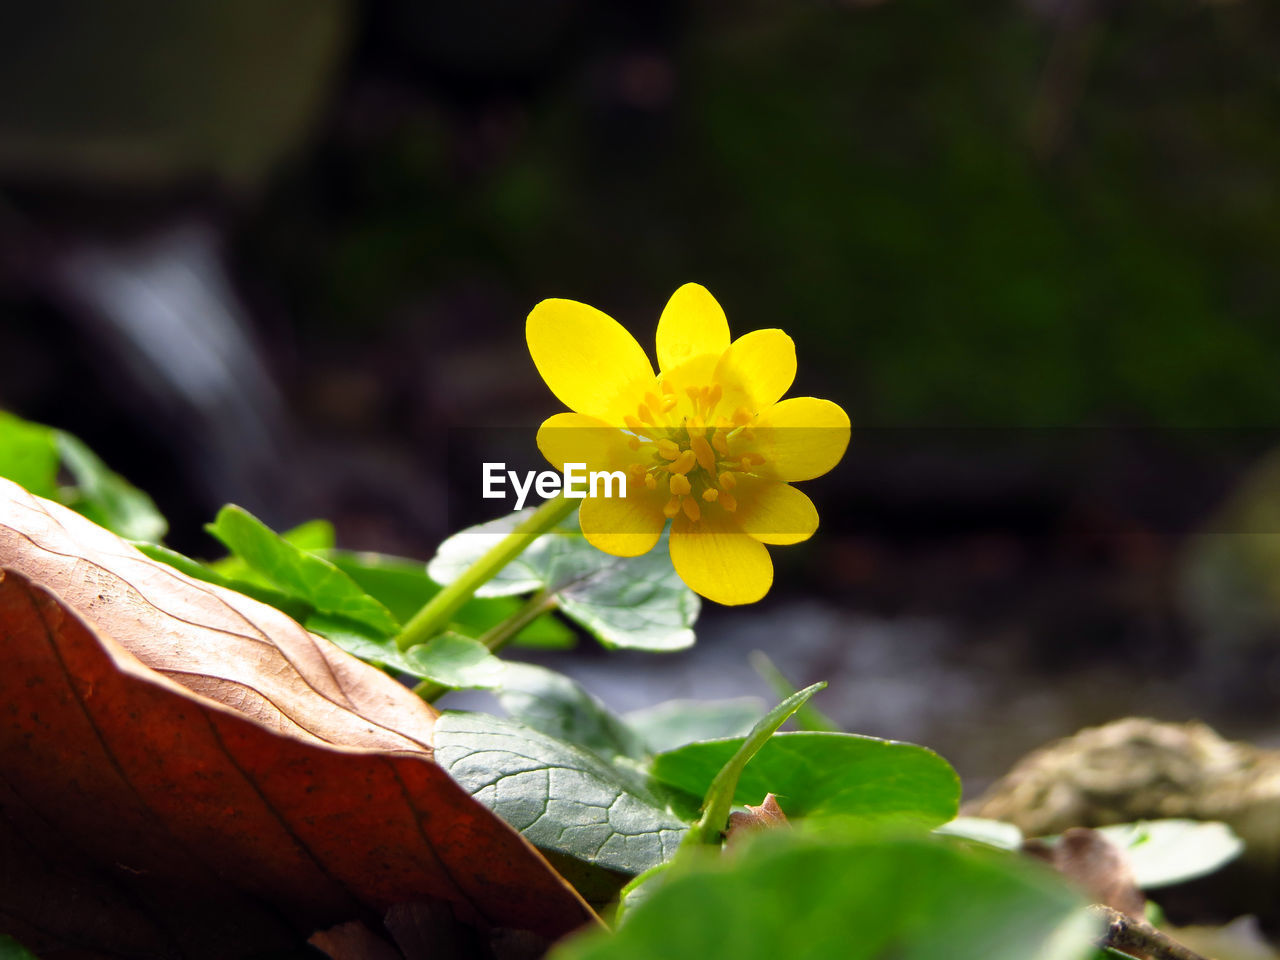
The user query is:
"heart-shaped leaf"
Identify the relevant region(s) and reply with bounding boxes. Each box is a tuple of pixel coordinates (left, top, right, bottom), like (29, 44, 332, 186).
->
(0, 478, 595, 957)
(1094, 820, 1243, 890)
(650, 731, 961, 829)
(434, 711, 688, 877)
(551, 831, 1094, 960)
(428, 510, 699, 652)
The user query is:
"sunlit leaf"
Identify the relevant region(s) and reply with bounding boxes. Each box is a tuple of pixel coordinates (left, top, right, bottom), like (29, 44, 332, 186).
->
(434, 711, 688, 877)
(206, 505, 399, 635)
(430, 510, 698, 651)
(1094, 820, 1244, 890)
(652, 731, 960, 829)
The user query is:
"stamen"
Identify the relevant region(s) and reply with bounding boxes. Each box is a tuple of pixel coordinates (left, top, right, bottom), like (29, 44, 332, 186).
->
(661, 380, 676, 395)
(669, 473, 692, 496)
(627, 436, 641, 450)
(637, 403, 655, 425)
(706, 384, 723, 408)
(624, 415, 644, 432)
(711, 429, 729, 455)
(702, 488, 719, 502)
(645, 474, 658, 490)
(644, 392, 663, 415)
(656, 438, 681, 460)
(733, 406, 754, 426)
(661, 395, 679, 413)
(682, 496, 701, 522)
(690, 435, 716, 473)
(720, 492, 738, 512)
(671, 450, 697, 476)
(719, 471, 737, 489)
(663, 496, 681, 518)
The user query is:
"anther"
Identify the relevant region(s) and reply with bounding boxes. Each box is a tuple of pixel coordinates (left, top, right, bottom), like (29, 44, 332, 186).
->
(627, 436, 641, 450)
(691, 435, 716, 473)
(682, 497, 702, 522)
(720, 492, 738, 512)
(702, 488, 719, 502)
(637, 403, 655, 425)
(645, 474, 658, 490)
(719, 471, 737, 489)
(712, 430, 729, 455)
(663, 497, 681, 518)
(733, 406, 754, 426)
(644, 392, 663, 415)
(661, 380, 676, 395)
(669, 473, 692, 496)
(656, 438, 681, 460)
(671, 450, 697, 476)
(624, 415, 644, 433)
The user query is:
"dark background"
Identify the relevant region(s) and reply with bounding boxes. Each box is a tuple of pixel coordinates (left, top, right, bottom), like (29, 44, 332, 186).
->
(2, 0, 1280, 783)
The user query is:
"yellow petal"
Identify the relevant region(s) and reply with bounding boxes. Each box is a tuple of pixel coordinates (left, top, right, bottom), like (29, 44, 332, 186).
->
(528, 298, 655, 421)
(713, 329, 796, 411)
(537, 412, 629, 473)
(669, 511, 773, 605)
(656, 283, 731, 373)
(733, 476, 818, 545)
(753, 397, 850, 483)
(581, 493, 666, 557)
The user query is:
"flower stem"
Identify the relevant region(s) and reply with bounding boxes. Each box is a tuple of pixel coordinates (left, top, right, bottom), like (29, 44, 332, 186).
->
(412, 590, 558, 703)
(395, 494, 577, 652)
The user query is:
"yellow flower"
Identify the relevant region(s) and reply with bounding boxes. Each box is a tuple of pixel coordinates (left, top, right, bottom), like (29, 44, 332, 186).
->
(527, 283, 850, 606)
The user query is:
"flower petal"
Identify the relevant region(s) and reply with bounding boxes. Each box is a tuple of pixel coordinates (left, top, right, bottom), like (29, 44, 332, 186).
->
(537, 412, 628, 473)
(528, 298, 655, 421)
(581, 494, 666, 557)
(733, 476, 818, 545)
(753, 397, 851, 483)
(669, 510, 773, 605)
(656, 283, 731, 373)
(713, 329, 796, 411)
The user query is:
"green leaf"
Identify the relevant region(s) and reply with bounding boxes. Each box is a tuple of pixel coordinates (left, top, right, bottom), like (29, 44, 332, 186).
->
(429, 510, 699, 652)
(550, 831, 1095, 960)
(330, 549, 574, 649)
(433, 711, 688, 876)
(491, 662, 648, 763)
(403, 633, 505, 688)
(683, 683, 825, 848)
(1094, 820, 1244, 889)
(301, 612, 419, 673)
(206, 505, 399, 635)
(652, 731, 961, 830)
(0, 411, 59, 498)
(624, 697, 767, 754)
(55, 432, 168, 543)
(935, 817, 1024, 851)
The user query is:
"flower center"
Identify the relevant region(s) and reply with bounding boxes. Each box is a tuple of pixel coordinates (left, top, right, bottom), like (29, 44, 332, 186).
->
(622, 381, 767, 523)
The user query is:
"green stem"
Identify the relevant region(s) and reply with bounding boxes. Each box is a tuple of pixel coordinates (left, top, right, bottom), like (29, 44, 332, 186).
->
(480, 589, 558, 654)
(395, 493, 577, 652)
(412, 591, 559, 703)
